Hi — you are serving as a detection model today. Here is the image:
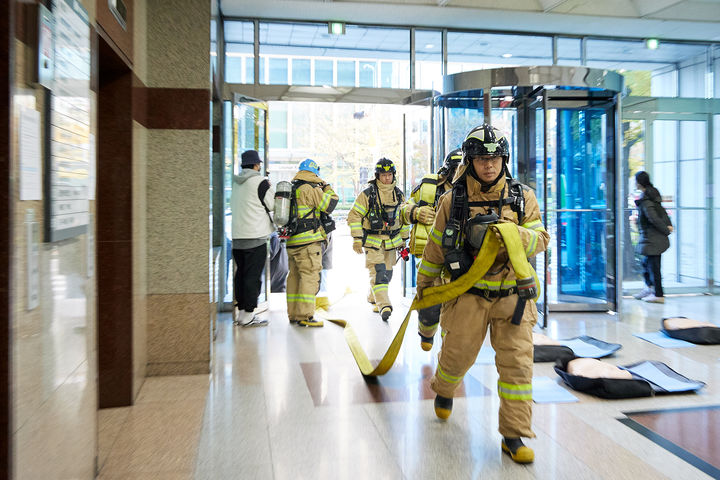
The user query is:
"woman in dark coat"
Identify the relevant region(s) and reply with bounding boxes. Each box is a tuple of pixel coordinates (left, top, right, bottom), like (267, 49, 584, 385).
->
(633, 171, 673, 303)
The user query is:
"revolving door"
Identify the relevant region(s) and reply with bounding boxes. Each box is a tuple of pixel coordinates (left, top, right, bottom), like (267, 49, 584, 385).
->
(435, 67, 624, 322)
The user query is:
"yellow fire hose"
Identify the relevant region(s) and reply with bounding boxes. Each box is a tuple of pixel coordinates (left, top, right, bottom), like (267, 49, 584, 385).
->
(320, 222, 539, 376)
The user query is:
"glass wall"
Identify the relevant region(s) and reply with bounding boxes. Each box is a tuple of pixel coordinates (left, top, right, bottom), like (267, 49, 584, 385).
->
(586, 39, 710, 97)
(225, 20, 254, 83)
(265, 102, 410, 210)
(447, 32, 553, 74)
(251, 22, 409, 88)
(415, 30, 442, 91)
(224, 19, 717, 101)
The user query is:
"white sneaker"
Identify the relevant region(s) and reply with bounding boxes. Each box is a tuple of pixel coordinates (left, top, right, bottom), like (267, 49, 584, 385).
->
(642, 295, 665, 304)
(633, 287, 653, 300)
(241, 315, 268, 327)
(233, 310, 252, 326)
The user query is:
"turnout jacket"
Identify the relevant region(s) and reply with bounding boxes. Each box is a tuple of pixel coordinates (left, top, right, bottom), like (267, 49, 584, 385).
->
(348, 179, 412, 250)
(286, 170, 339, 248)
(416, 165, 549, 295)
(403, 173, 453, 257)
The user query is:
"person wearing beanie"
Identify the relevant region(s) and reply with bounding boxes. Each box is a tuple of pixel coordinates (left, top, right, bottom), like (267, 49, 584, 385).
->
(633, 170, 673, 303)
(229, 149, 275, 327)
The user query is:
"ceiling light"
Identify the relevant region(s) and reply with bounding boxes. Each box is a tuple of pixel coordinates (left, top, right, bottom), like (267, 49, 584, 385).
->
(502, 53, 513, 58)
(645, 38, 659, 50)
(425, 43, 435, 49)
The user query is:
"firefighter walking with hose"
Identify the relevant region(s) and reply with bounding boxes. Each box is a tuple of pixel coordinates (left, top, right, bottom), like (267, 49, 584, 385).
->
(416, 124, 549, 463)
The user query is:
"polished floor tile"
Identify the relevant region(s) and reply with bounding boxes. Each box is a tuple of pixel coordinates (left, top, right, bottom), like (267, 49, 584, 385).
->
(96, 294, 720, 480)
(622, 405, 720, 478)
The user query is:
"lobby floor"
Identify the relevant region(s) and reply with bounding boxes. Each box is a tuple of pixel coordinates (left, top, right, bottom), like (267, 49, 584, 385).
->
(97, 293, 720, 479)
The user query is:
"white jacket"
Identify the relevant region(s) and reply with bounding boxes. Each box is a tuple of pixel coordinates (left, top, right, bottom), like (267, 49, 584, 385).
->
(231, 169, 275, 240)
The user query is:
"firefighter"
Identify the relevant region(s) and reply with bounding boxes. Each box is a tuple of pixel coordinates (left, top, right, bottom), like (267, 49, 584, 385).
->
(404, 148, 462, 351)
(348, 158, 412, 321)
(416, 124, 549, 464)
(286, 159, 338, 327)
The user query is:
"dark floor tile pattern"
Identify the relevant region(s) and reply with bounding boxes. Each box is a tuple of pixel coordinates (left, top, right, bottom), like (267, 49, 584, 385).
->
(621, 405, 720, 479)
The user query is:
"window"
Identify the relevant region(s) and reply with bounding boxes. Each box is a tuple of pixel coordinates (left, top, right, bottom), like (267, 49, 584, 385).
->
(314, 60, 333, 86)
(359, 61, 377, 87)
(224, 21, 254, 83)
(415, 30, 442, 90)
(447, 32, 553, 75)
(292, 58, 311, 85)
(269, 103, 288, 149)
(338, 61, 356, 86)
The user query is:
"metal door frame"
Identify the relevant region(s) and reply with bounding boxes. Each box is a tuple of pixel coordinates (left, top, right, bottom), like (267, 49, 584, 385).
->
(221, 93, 271, 312)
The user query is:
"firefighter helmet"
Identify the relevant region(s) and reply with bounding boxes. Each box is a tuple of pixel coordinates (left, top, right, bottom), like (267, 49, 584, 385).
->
(461, 124, 510, 163)
(374, 158, 396, 180)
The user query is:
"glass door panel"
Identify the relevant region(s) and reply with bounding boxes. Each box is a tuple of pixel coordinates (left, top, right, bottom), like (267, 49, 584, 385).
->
(402, 105, 433, 297)
(224, 95, 269, 309)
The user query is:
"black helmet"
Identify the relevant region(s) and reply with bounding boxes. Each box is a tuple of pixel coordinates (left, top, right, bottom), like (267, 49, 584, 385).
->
(374, 158, 396, 180)
(438, 148, 462, 179)
(462, 124, 510, 163)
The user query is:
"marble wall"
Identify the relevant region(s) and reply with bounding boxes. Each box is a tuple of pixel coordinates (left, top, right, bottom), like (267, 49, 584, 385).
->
(8, 0, 212, 476)
(142, 0, 212, 376)
(11, 0, 98, 476)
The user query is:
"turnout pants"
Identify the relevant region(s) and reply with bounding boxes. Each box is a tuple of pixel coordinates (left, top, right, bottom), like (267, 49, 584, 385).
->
(286, 242, 322, 321)
(232, 243, 267, 312)
(365, 247, 398, 310)
(431, 292, 537, 439)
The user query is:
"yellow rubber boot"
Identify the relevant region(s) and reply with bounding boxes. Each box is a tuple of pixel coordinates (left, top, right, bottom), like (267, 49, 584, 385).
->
(299, 317, 324, 328)
(434, 395, 453, 420)
(501, 437, 534, 464)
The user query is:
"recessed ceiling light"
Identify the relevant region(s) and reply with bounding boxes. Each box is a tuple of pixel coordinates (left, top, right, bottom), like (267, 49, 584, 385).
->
(502, 53, 513, 58)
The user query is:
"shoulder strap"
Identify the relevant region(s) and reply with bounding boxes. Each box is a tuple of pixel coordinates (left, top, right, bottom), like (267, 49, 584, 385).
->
(257, 179, 272, 221)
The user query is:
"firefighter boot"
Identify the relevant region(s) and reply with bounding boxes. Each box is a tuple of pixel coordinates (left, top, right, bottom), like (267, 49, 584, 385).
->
(380, 306, 392, 321)
(501, 437, 534, 464)
(434, 394, 453, 420)
(299, 317, 324, 327)
(419, 334, 434, 351)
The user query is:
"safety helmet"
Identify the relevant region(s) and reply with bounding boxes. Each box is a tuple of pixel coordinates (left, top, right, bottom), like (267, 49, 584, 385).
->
(374, 158, 396, 180)
(462, 124, 510, 163)
(438, 147, 463, 179)
(298, 158, 320, 176)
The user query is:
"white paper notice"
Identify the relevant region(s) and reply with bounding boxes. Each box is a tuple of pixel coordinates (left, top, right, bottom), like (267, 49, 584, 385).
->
(20, 108, 42, 200)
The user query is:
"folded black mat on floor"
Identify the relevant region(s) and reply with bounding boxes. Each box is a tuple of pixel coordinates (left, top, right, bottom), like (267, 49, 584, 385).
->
(661, 317, 720, 345)
(554, 357, 705, 399)
(534, 336, 621, 363)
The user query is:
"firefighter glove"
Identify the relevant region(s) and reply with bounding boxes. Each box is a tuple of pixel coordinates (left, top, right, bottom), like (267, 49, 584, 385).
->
(353, 240, 364, 254)
(416, 206, 436, 224)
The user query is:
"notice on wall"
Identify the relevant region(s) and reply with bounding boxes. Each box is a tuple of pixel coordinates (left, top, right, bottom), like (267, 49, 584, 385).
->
(46, 0, 91, 242)
(19, 108, 42, 200)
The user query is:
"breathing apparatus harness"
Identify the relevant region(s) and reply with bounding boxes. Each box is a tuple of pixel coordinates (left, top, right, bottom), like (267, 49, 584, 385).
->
(441, 170, 534, 325)
(363, 182, 404, 238)
(282, 180, 335, 238)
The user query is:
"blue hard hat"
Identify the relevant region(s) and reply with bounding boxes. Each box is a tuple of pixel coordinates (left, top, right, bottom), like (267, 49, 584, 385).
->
(298, 158, 320, 176)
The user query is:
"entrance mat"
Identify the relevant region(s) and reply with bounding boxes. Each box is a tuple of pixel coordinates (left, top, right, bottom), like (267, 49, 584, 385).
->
(620, 405, 720, 478)
(532, 376, 579, 403)
(633, 331, 695, 348)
